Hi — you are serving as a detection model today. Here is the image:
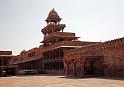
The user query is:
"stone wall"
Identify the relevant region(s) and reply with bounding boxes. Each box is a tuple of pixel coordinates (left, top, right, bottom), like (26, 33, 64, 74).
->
(64, 37, 124, 77)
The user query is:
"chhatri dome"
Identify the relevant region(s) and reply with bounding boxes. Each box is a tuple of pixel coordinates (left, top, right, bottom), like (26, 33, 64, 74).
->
(45, 8, 62, 23)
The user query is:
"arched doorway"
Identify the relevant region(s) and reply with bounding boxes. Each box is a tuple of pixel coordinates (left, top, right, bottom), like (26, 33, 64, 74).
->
(67, 62, 74, 76)
(75, 62, 81, 77)
(84, 56, 104, 76)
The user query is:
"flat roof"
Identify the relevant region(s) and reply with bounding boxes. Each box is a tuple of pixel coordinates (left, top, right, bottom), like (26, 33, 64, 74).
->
(57, 46, 84, 48)
(0, 55, 15, 57)
(14, 57, 42, 64)
(43, 46, 84, 52)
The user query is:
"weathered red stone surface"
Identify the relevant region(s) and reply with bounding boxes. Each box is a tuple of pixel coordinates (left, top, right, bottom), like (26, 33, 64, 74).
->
(0, 51, 12, 55)
(0, 51, 18, 76)
(11, 47, 43, 74)
(64, 38, 124, 77)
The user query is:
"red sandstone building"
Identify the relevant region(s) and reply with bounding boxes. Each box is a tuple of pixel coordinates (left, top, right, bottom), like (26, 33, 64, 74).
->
(12, 47, 43, 74)
(41, 9, 97, 74)
(11, 9, 124, 77)
(64, 38, 124, 77)
(12, 9, 96, 75)
(0, 51, 18, 76)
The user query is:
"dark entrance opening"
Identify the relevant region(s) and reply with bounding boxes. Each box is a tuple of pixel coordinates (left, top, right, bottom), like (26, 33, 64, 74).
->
(84, 56, 104, 76)
(4, 68, 16, 76)
(75, 62, 81, 77)
(67, 63, 74, 76)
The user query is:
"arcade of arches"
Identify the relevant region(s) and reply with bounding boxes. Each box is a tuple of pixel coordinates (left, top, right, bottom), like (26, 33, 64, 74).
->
(65, 56, 104, 77)
(64, 38, 124, 77)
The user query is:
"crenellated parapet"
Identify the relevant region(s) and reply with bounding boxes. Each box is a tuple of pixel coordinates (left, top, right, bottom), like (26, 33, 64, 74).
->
(65, 37, 124, 59)
(103, 37, 124, 46)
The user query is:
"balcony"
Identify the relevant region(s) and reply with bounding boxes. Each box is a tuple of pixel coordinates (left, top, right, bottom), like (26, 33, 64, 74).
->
(43, 32, 75, 41)
(43, 41, 92, 52)
(42, 24, 65, 34)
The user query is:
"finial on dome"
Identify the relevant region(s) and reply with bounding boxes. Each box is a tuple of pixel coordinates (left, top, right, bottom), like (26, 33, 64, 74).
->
(52, 8, 55, 10)
(45, 8, 62, 23)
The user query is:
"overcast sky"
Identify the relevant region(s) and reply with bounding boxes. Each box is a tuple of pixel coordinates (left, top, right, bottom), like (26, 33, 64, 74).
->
(0, 0, 124, 55)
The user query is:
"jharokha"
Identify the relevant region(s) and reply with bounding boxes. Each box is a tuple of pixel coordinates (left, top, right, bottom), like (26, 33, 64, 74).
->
(2, 9, 123, 77)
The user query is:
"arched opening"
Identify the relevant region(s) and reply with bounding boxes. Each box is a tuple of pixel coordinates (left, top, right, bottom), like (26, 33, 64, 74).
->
(75, 62, 81, 77)
(67, 62, 74, 76)
(84, 56, 104, 76)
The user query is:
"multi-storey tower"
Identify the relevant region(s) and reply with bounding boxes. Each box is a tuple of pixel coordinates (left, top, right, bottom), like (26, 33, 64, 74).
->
(41, 9, 95, 74)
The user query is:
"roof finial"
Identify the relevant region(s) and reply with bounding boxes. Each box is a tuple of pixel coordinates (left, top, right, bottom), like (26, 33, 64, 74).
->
(45, 8, 61, 23)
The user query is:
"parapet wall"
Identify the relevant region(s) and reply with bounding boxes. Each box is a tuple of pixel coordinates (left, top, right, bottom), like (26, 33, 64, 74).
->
(0, 51, 12, 55)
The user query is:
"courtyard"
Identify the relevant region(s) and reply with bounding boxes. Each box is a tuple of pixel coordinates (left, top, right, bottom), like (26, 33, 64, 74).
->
(0, 74, 124, 87)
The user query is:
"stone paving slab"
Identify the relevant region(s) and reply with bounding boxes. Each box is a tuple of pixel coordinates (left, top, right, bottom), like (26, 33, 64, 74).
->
(0, 75, 124, 87)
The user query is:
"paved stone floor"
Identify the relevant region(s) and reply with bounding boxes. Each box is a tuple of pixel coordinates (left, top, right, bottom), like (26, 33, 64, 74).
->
(0, 74, 124, 87)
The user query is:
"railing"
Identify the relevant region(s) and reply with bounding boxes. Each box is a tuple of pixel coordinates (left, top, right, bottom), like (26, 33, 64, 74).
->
(42, 24, 65, 33)
(43, 41, 92, 52)
(44, 32, 75, 40)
